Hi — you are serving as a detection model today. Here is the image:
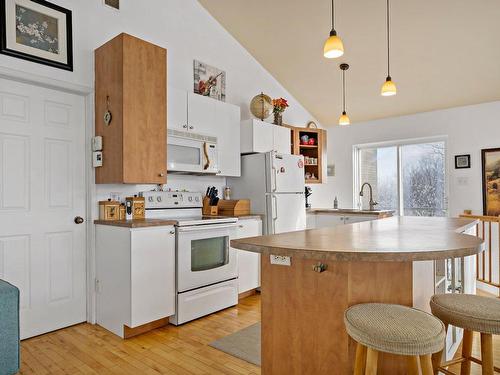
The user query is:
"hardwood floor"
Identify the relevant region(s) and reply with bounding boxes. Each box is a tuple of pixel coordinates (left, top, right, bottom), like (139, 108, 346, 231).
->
(19, 295, 261, 375)
(18, 293, 499, 375)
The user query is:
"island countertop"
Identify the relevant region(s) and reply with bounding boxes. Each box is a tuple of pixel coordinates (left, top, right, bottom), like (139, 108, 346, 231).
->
(230, 216, 484, 262)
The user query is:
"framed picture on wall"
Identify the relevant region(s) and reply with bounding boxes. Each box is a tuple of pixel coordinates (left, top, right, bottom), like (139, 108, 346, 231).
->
(481, 148, 500, 216)
(454, 154, 470, 169)
(0, 0, 73, 71)
(193, 60, 226, 102)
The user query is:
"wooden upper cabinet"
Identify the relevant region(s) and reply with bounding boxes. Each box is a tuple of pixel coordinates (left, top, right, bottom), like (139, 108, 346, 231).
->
(95, 33, 167, 184)
(290, 126, 327, 184)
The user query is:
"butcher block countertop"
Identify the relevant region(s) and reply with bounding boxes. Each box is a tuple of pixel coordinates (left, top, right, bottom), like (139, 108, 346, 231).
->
(231, 216, 483, 262)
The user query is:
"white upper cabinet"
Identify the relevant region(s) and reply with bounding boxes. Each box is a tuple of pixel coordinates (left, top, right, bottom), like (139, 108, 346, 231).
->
(273, 125, 292, 155)
(216, 100, 241, 177)
(166, 88, 241, 176)
(187, 92, 217, 135)
(241, 119, 291, 154)
(167, 86, 188, 131)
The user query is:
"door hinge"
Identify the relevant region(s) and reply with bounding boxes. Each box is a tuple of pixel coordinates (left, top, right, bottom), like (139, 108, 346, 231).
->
(94, 278, 100, 294)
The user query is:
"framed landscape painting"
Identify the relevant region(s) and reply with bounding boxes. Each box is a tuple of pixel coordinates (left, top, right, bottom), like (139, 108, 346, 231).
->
(482, 148, 500, 216)
(0, 0, 73, 71)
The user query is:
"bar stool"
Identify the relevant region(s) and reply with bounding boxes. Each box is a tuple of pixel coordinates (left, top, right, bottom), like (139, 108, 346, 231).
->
(344, 303, 446, 375)
(430, 294, 500, 375)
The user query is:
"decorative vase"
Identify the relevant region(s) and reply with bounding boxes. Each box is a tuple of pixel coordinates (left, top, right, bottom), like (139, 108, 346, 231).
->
(273, 112, 283, 126)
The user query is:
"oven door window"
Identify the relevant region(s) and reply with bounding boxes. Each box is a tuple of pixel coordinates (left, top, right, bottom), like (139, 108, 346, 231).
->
(191, 236, 229, 271)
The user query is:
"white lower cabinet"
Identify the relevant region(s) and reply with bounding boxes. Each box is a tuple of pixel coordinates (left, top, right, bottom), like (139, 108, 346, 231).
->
(95, 225, 175, 338)
(235, 219, 262, 294)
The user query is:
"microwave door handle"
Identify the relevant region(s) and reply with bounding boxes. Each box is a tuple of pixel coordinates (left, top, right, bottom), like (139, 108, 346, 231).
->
(203, 142, 210, 170)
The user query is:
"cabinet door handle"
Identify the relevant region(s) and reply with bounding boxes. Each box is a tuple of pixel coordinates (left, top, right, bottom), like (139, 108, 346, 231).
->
(182, 124, 188, 129)
(169, 230, 175, 234)
(189, 125, 194, 130)
(159, 173, 165, 177)
(313, 263, 328, 273)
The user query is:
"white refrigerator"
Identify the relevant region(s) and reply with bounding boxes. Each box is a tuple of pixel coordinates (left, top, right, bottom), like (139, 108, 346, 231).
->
(227, 152, 306, 234)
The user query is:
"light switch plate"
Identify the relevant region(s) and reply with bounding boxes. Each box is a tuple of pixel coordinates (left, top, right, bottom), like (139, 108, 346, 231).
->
(92, 136, 103, 151)
(270, 255, 291, 266)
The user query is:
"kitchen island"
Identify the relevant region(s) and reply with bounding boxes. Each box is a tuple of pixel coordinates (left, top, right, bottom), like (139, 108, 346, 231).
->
(230, 216, 484, 374)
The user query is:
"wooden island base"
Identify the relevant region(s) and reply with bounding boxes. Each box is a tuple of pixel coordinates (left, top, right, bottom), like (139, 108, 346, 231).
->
(261, 256, 431, 374)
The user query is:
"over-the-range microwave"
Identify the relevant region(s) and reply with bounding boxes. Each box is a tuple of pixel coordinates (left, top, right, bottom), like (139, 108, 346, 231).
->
(167, 129, 219, 174)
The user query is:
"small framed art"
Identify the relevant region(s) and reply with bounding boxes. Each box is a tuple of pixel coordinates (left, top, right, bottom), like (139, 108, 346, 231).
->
(454, 154, 470, 169)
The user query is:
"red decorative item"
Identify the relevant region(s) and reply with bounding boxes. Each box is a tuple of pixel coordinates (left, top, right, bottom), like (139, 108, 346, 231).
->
(308, 138, 316, 145)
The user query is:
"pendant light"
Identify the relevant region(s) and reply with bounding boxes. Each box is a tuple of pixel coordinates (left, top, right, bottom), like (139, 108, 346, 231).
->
(323, 0, 344, 58)
(339, 63, 350, 126)
(381, 0, 396, 96)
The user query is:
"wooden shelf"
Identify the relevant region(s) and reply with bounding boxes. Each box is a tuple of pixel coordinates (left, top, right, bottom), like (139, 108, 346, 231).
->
(305, 178, 320, 184)
(299, 145, 318, 149)
(305, 164, 318, 167)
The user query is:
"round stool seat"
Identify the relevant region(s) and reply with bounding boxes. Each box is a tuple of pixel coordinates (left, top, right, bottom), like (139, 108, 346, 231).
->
(344, 303, 446, 356)
(430, 294, 500, 335)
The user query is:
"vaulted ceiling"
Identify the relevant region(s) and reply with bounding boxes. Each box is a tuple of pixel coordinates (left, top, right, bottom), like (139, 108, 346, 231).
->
(199, 0, 500, 126)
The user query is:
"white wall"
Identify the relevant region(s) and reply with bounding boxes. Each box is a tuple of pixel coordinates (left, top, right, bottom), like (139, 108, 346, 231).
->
(0, 0, 314, 124)
(0, 0, 318, 199)
(311, 100, 500, 218)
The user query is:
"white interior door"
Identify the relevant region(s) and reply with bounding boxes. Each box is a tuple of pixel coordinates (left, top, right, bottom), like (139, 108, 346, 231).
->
(0, 78, 87, 339)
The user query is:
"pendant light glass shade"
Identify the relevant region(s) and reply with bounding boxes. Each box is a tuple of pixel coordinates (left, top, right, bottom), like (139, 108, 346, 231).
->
(338, 111, 350, 125)
(381, 77, 397, 96)
(324, 0, 344, 58)
(324, 32, 344, 58)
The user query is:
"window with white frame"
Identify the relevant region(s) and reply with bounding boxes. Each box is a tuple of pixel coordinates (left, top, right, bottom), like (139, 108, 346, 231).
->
(353, 138, 448, 216)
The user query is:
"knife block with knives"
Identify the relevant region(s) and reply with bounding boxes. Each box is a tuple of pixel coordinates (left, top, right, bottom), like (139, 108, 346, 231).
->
(202, 197, 219, 215)
(203, 186, 220, 216)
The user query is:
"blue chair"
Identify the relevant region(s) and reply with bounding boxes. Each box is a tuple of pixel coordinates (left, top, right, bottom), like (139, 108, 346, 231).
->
(0, 280, 20, 375)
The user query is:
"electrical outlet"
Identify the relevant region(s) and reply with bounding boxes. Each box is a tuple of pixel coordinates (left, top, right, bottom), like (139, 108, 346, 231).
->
(270, 255, 291, 266)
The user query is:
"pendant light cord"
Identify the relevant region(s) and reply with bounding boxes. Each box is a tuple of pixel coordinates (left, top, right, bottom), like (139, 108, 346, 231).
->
(331, 0, 335, 30)
(386, 0, 391, 77)
(342, 69, 346, 113)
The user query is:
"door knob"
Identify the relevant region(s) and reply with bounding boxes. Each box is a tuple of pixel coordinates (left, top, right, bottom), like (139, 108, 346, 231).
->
(74, 216, 84, 224)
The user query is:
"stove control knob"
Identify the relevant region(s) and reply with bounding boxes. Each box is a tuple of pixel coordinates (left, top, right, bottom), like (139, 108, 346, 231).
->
(148, 196, 154, 202)
(195, 196, 199, 202)
(157, 196, 162, 202)
(188, 196, 193, 202)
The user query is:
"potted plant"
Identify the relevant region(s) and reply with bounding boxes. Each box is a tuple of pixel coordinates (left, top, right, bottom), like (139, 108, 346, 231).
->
(272, 97, 289, 126)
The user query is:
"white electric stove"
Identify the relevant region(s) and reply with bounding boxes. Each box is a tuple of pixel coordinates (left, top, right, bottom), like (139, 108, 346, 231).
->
(140, 190, 239, 325)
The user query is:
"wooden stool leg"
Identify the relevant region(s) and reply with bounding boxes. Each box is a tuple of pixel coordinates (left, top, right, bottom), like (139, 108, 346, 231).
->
(365, 348, 379, 375)
(432, 322, 448, 375)
(461, 329, 474, 375)
(407, 355, 420, 375)
(480, 333, 494, 375)
(421, 354, 434, 375)
(354, 342, 367, 375)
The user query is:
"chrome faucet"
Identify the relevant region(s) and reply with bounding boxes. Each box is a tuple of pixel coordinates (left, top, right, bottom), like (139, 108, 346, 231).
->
(359, 182, 378, 211)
